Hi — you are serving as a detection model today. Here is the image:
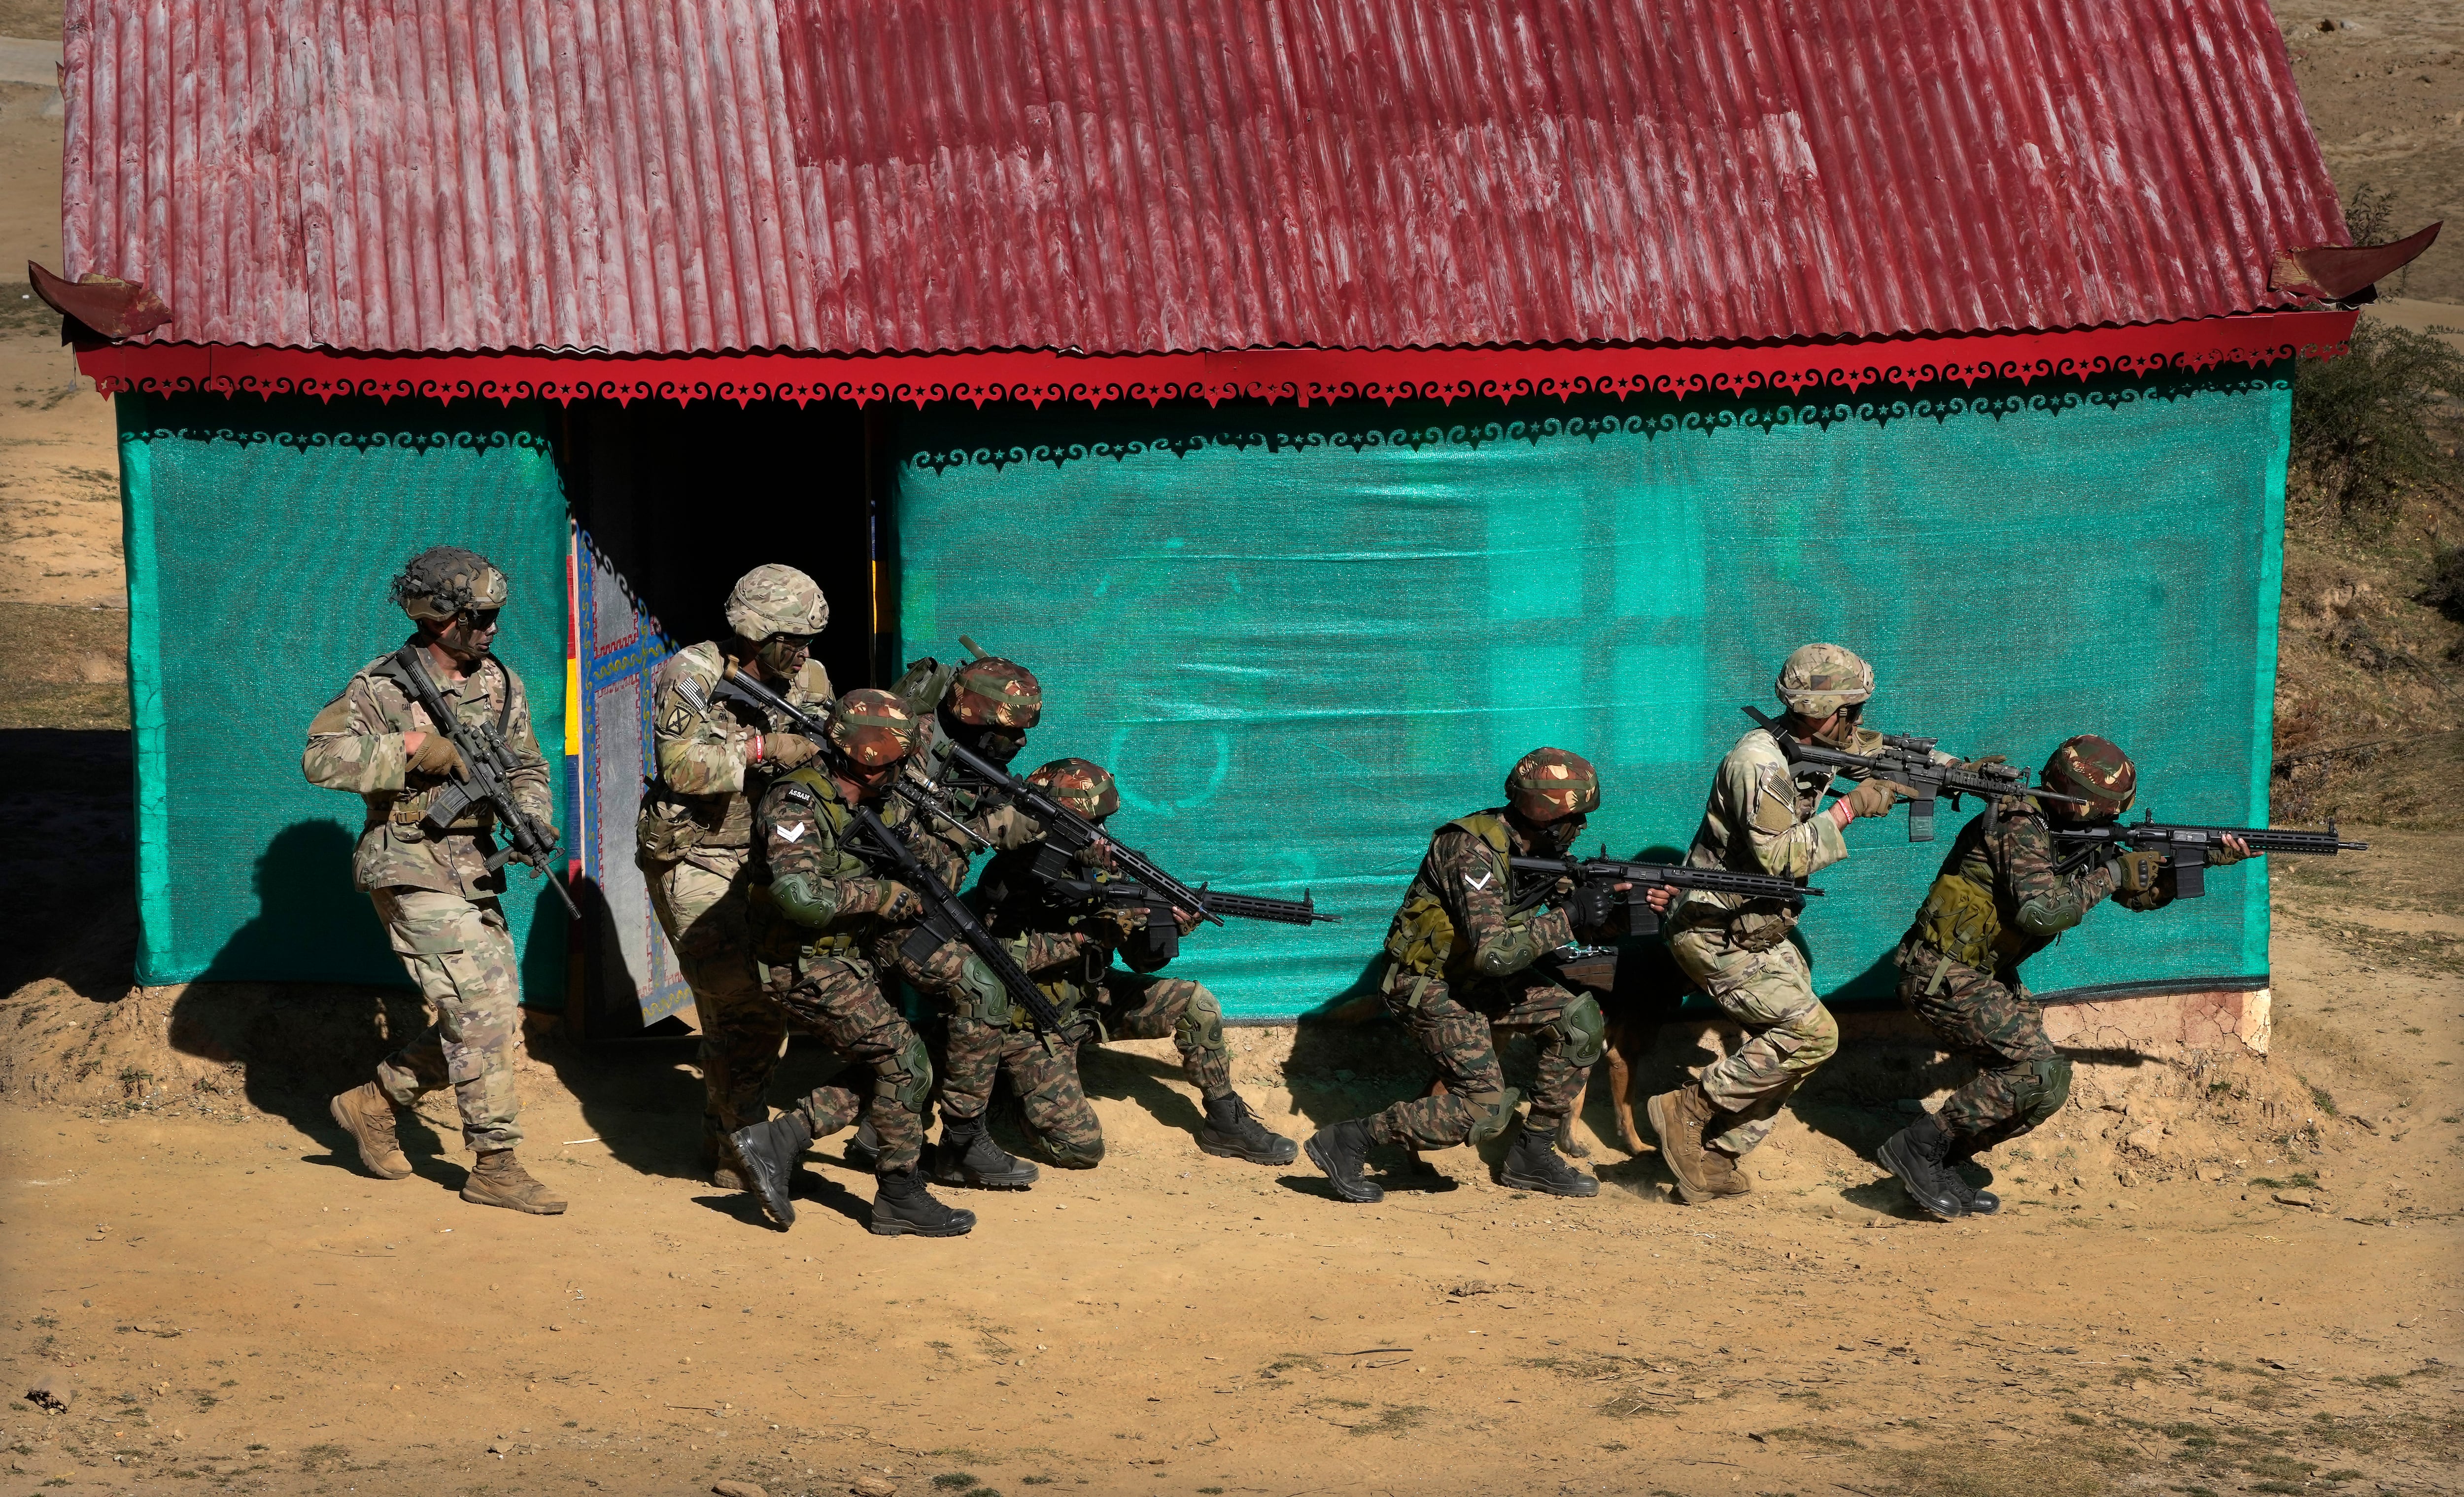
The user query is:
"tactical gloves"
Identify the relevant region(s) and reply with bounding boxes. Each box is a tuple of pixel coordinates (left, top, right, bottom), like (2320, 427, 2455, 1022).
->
(407, 733, 466, 778)
(875, 880, 924, 920)
(2114, 848, 2165, 894)
(763, 731, 821, 769)
(1843, 777, 1913, 819)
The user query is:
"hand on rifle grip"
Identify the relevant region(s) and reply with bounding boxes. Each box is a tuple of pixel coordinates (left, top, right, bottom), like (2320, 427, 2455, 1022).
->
(408, 734, 466, 778)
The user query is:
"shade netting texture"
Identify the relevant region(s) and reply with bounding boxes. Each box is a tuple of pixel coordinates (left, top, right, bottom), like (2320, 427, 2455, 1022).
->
(895, 371, 2290, 1021)
(119, 392, 570, 1001)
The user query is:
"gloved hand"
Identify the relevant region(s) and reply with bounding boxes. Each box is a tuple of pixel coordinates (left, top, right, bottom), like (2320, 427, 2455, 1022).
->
(2205, 833, 2254, 867)
(874, 880, 923, 921)
(1844, 777, 1912, 819)
(2114, 848, 2165, 894)
(764, 732, 820, 770)
(1953, 752, 2008, 772)
(408, 734, 466, 778)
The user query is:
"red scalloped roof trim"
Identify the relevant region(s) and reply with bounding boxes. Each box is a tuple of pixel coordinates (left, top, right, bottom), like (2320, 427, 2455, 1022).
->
(76, 311, 2357, 409)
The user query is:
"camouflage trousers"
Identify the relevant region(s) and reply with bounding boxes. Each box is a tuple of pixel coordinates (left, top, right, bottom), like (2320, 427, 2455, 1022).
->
(1894, 940, 2072, 1151)
(1365, 964, 1595, 1151)
(1668, 926, 1840, 1158)
(369, 887, 523, 1151)
(644, 852, 794, 1142)
(756, 954, 934, 1175)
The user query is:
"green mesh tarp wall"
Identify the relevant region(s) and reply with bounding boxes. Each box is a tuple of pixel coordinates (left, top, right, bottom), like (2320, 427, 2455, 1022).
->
(119, 392, 570, 1002)
(895, 369, 2289, 1021)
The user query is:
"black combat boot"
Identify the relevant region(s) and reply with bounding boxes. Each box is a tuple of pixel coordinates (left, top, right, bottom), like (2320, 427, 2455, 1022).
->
(727, 1112, 815, 1229)
(1499, 1121, 1600, 1198)
(844, 1115, 882, 1174)
(1198, 1092, 1300, 1165)
(1303, 1117, 1384, 1204)
(869, 1166, 978, 1238)
(1946, 1154, 2002, 1215)
(1876, 1113, 1968, 1221)
(932, 1116, 1040, 1190)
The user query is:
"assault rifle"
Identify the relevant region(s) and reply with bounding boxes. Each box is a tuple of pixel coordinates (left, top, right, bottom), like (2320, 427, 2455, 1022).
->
(1506, 849, 1820, 937)
(942, 740, 1227, 927)
(704, 665, 990, 851)
(2052, 817, 2367, 900)
(1742, 705, 2089, 842)
(386, 646, 579, 918)
(1020, 843, 1338, 963)
(845, 803, 1067, 1034)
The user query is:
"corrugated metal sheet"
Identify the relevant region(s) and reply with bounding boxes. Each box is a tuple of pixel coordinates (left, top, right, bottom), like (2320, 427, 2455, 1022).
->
(60, 0, 2347, 357)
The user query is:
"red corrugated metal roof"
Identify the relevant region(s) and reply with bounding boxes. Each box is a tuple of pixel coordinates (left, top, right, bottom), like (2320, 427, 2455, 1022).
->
(60, 0, 2347, 358)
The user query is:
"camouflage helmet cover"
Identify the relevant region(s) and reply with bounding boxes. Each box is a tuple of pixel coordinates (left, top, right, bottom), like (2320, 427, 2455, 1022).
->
(947, 657, 1043, 729)
(1775, 642, 1875, 718)
(2041, 734, 2137, 816)
(824, 689, 917, 769)
(1027, 757, 1120, 819)
(391, 545, 509, 623)
(1505, 746, 1602, 823)
(724, 564, 829, 641)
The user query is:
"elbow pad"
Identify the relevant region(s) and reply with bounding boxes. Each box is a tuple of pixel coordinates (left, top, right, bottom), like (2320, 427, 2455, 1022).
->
(770, 872, 840, 929)
(2013, 893, 2084, 939)
(1471, 931, 1536, 978)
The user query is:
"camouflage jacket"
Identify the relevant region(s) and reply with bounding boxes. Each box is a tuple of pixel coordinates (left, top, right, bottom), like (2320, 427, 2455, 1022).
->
(744, 766, 929, 977)
(302, 644, 550, 898)
(1905, 797, 2178, 977)
(638, 641, 833, 871)
(967, 842, 1142, 1010)
(1381, 811, 1575, 987)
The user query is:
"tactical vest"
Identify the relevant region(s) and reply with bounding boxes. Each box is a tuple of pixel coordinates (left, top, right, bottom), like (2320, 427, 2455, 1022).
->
(1382, 812, 1512, 981)
(747, 766, 875, 963)
(367, 655, 510, 836)
(1910, 802, 2030, 972)
(639, 645, 828, 861)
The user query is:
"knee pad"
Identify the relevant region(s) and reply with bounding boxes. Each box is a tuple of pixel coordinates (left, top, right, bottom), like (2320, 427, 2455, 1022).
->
(879, 1031, 935, 1114)
(1550, 993, 1608, 1068)
(955, 953, 1013, 1025)
(2017, 1056, 2073, 1130)
(1173, 989, 1227, 1054)
(1464, 1086, 1523, 1146)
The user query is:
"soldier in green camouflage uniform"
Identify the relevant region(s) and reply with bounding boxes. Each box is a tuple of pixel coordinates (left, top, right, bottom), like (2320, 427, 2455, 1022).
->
(721, 690, 976, 1238)
(312, 547, 565, 1215)
(1308, 748, 1670, 1204)
(1648, 643, 1952, 1206)
(934, 758, 1297, 1178)
(1876, 734, 2252, 1219)
(635, 564, 835, 1184)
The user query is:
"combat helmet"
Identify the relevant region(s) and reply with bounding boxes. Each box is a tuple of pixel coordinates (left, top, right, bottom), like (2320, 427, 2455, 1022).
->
(2040, 734, 2136, 817)
(1505, 747, 1601, 823)
(390, 546, 509, 624)
(1027, 757, 1120, 820)
(725, 564, 829, 641)
(1775, 643, 1874, 719)
(947, 657, 1043, 729)
(824, 689, 917, 769)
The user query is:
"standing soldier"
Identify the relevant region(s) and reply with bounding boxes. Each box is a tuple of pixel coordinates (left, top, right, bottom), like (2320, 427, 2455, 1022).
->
(636, 565, 833, 1186)
(311, 547, 564, 1215)
(1646, 644, 1924, 1205)
(722, 691, 976, 1238)
(928, 758, 1297, 1179)
(1307, 749, 1668, 1205)
(1877, 735, 2249, 1218)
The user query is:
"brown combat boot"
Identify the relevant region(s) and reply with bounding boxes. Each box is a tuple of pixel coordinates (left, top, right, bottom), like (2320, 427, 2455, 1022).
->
(1644, 1082, 1721, 1204)
(327, 1081, 412, 1180)
(1695, 1141, 1753, 1198)
(461, 1150, 567, 1215)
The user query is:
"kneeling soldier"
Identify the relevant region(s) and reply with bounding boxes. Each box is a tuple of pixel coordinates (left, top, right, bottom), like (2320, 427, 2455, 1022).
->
(722, 691, 976, 1238)
(1877, 734, 2248, 1218)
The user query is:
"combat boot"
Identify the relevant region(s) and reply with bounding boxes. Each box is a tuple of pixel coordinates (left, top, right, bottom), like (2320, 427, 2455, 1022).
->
(1197, 1092, 1299, 1166)
(701, 1134, 749, 1192)
(327, 1080, 412, 1180)
(1694, 1142, 1752, 1199)
(1946, 1155, 2001, 1215)
(844, 1116, 882, 1174)
(1498, 1122, 1599, 1198)
(1876, 1114, 1968, 1221)
(460, 1150, 567, 1215)
(869, 1167, 977, 1237)
(1645, 1082, 1721, 1204)
(729, 1112, 816, 1228)
(932, 1117, 1040, 1190)
(1303, 1118, 1384, 1204)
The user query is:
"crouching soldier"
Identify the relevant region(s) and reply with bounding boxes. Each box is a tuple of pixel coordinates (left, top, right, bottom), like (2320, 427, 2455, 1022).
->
(1877, 735, 2249, 1218)
(722, 691, 976, 1238)
(311, 547, 564, 1215)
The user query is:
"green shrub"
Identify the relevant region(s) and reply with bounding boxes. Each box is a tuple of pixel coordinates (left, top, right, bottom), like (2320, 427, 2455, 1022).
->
(2291, 318, 2464, 521)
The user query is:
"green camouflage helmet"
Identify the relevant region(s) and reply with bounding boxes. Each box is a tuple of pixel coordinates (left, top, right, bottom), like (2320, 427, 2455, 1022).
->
(825, 689, 917, 769)
(724, 563, 829, 641)
(2041, 734, 2137, 816)
(947, 657, 1043, 729)
(1027, 757, 1120, 819)
(1775, 642, 1875, 717)
(390, 546, 509, 623)
(1505, 746, 1601, 823)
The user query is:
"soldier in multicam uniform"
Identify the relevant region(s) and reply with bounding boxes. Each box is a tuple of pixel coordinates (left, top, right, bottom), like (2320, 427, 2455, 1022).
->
(721, 690, 977, 1238)
(635, 564, 834, 1187)
(930, 758, 1297, 1179)
(1306, 749, 1671, 1205)
(312, 547, 565, 1215)
(1646, 643, 1942, 1206)
(1875, 735, 2250, 1218)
